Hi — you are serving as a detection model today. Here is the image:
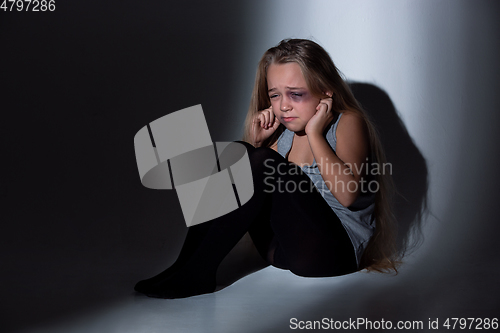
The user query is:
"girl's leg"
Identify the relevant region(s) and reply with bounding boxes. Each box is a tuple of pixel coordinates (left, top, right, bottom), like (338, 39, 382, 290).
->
(134, 143, 280, 298)
(246, 147, 358, 277)
(267, 170, 358, 277)
(134, 222, 212, 293)
(134, 142, 267, 294)
(135, 142, 356, 298)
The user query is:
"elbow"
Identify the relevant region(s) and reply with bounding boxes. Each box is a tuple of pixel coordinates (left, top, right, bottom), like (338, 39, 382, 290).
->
(338, 197, 354, 208)
(326, 177, 360, 207)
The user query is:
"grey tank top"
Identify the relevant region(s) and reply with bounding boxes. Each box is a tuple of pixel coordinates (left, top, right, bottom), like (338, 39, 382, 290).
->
(276, 113, 376, 266)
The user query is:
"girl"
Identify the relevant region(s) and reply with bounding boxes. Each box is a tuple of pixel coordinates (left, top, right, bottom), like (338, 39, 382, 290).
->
(134, 39, 399, 299)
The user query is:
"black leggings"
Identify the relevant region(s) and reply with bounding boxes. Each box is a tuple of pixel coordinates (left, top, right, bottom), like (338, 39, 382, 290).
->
(134, 141, 357, 298)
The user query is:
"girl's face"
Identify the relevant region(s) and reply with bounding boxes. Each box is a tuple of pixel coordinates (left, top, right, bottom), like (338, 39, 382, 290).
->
(266, 62, 319, 133)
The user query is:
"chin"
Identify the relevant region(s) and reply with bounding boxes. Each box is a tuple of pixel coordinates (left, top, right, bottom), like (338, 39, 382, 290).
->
(282, 123, 305, 133)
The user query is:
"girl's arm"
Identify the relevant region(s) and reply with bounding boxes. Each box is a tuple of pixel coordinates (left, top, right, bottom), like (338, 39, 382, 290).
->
(306, 105, 370, 207)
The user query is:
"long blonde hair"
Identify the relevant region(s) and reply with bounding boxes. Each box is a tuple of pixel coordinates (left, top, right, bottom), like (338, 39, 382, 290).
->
(243, 38, 401, 273)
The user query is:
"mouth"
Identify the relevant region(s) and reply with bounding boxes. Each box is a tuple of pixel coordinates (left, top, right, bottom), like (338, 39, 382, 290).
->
(282, 117, 297, 122)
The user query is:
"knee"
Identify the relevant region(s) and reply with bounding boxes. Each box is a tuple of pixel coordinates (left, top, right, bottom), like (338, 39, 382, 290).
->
(234, 140, 255, 152)
(235, 141, 276, 166)
(244, 147, 282, 174)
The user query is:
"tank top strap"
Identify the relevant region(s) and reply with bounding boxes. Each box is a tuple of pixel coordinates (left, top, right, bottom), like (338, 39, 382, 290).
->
(325, 112, 343, 152)
(277, 128, 294, 158)
(333, 112, 343, 135)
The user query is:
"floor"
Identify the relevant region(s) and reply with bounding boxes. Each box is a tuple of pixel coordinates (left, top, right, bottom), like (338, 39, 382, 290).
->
(3, 226, 499, 333)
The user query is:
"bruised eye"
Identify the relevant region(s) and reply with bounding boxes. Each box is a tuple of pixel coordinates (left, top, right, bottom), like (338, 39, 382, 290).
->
(290, 92, 304, 100)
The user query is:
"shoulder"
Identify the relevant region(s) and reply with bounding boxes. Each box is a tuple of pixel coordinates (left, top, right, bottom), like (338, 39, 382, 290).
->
(335, 110, 370, 155)
(336, 111, 368, 138)
(338, 110, 365, 127)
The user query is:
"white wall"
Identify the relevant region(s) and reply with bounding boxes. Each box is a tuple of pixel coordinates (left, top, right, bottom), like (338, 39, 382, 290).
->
(241, 0, 500, 259)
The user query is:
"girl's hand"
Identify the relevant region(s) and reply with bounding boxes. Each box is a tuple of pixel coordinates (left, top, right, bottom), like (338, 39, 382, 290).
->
(305, 94, 334, 136)
(251, 106, 280, 147)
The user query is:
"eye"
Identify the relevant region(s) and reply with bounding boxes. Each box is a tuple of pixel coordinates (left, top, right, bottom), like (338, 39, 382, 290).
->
(269, 94, 279, 99)
(290, 92, 304, 99)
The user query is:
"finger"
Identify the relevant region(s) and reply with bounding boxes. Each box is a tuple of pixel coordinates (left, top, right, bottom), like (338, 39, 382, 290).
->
(258, 113, 266, 128)
(252, 113, 259, 124)
(316, 99, 323, 110)
(320, 98, 332, 112)
(325, 99, 333, 112)
(267, 110, 274, 128)
(268, 110, 275, 128)
(263, 111, 270, 129)
(317, 101, 328, 113)
(321, 97, 333, 104)
(272, 115, 281, 129)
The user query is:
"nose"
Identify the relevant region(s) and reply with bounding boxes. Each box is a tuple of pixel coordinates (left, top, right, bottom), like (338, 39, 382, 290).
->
(280, 96, 291, 112)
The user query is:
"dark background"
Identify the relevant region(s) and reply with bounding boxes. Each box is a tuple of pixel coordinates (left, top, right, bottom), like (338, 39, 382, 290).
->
(1, 1, 254, 331)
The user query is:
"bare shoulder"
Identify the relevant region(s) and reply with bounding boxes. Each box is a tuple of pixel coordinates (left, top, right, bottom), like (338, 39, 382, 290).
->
(335, 110, 370, 158)
(337, 111, 368, 139)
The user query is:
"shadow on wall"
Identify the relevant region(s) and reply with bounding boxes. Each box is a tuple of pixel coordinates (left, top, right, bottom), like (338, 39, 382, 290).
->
(350, 82, 429, 258)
